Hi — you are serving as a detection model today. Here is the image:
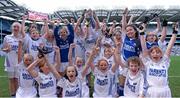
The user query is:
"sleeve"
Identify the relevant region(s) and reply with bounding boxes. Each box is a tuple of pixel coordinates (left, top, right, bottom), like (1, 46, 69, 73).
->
(57, 77, 66, 88)
(140, 55, 150, 67)
(121, 68, 128, 77)
(158, 40, 167, 52)
(22, 34, 30, 52)
(2, 36, 7, 48)
(138, 74, 145, 96)
(93, 67, 98, 76)
(54, 26, 61, 43)
(67, 24, 74, 43)
(34, 72, 42, 83)
(162, 54, 170, 68)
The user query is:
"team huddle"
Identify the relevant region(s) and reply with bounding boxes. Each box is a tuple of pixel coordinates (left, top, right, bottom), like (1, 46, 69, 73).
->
(2, 8, 178, 98)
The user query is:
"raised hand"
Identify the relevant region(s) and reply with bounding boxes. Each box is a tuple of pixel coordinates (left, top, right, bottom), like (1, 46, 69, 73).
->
(22, 15, 28, 20)
(63, 19, 70, 25)
(2, 43, 11, 52)
(70, 43, 76, 49)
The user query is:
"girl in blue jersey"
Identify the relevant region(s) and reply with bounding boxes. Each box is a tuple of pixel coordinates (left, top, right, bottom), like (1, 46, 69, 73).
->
(145, 19, 167, 50)
(121, 8, 141, 62)
(53, 19, 74, 74)
(140, 22, 178, 97)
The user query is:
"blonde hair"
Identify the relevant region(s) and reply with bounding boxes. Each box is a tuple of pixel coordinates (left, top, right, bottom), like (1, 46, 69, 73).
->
(11, 22, 21, 33)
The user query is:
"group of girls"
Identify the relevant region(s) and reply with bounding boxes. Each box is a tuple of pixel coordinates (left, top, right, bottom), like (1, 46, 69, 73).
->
(2, 8, 178, 98)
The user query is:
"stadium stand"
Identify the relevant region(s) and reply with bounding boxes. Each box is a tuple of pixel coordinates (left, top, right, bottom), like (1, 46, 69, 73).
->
(0, 0, 180, 55)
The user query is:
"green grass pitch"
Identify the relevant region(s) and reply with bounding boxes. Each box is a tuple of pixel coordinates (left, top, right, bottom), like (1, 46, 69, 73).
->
(0, 56, 180, 97)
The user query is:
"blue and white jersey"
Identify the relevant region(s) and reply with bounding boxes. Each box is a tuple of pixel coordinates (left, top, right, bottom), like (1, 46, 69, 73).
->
(3, 34, 19, 71)
(124, 70, 144, 97)
(57, 77, 83, 98)
(122, 35, 141, 61)
(93, 67, 114, 97)
(84, 28, 99, 52)
(101, 36, 114, 47)
(54, 24, 74, 63)
(35, 72, 57, 97)
(141, 55, 169, 87)
(146, 41, 158, 49)
(16, 62, 37, 98)
(146, 40, 167, 52)
(23, 34, 44, 59)
(74, 35, 86, 59)
(42, 38, 56, 64)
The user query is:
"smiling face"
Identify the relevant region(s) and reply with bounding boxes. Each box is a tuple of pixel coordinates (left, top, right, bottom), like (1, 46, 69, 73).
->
(23, 54, 33, 67)
(129, 62, 140, 75)
(47, 29, 54, 42)
(12, 22, 21, 35)
(146, 32, 157, 42)
(60, 27, 68, 40)
(30, 30, 40, 40)
(30, 24, 37, 33)
(98, 59, 109, 73)
(104, 47, 113, 57)
(75, 57, 83, 68)
(127, 57, 141, 76)
(66, 66, 77, 82)
(149, 46, 163, 62)
(126, 26, 136, 38)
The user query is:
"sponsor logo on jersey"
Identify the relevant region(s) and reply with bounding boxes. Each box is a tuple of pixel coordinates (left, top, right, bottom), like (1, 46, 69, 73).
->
(123, 44, 136, 52)
(149, 68, 166, 77)
(22, 73, 33, 80)
(65, 88, 80, 97)
(97, 78, 108, 86)
(40, 80, 54, 89)
(126, 79, 136, 93)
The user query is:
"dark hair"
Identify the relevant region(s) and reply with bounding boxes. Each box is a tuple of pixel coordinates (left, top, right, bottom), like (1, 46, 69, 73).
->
(125, 24, 139, 39)
(64, 66, 78, 81)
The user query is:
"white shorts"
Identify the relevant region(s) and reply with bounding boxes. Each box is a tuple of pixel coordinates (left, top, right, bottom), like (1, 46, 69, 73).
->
(6, 66, 19, 78)
(16, 87, 37, 98)
(59, 62, 69, 72)
(146, 86, 171, 98)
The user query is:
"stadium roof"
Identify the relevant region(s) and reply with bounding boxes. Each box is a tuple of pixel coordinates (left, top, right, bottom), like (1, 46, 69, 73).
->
(1, 0, 180, 23)
(0, 0, 27, 19)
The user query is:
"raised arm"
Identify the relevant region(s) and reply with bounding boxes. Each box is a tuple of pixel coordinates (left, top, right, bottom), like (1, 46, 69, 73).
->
(112, 37, 126, 72)
(121, 8, 128, 33)
(74, 16, 84, 34)
(45, 53, 62, 80)
(53, 19, 61, 41)
(154, 17, 161, 34)
(21, 15, 28, 38)
(26, 58, 42, 78)
(139, 24, 148, 57)
(93, 11, 100, 31)
(127, 15, 134, 25)
(68, 43, 76, 66)
(54, 46, 61, 71)
(18, 39, 23, 63)
(165, 22, 178, 57)
(64, 19, 74, 40)
(42, 19, 50, 38)
(159, 19, 167, 42)
(82, 46, 99, 77)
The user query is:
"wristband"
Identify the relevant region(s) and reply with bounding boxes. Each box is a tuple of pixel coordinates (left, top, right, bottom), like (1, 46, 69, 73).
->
(140, 32, 145, 35)
(173, 30, 178, 34)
